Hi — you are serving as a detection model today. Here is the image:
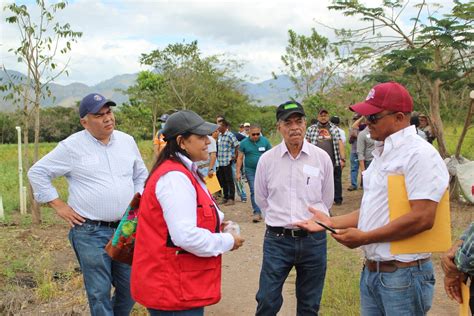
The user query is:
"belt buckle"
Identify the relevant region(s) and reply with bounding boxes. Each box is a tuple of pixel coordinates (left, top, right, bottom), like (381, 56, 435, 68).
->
(290, 229, 298, 238)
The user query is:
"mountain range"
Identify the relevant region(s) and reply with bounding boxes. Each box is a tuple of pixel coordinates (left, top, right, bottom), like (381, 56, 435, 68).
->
(0, 70, 298, 111)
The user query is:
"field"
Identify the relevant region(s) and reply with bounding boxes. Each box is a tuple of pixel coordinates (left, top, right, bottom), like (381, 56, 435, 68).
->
(0, 125, 473, 315)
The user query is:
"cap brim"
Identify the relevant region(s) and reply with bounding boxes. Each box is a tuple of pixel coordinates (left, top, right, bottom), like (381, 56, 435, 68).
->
(349, 101, 382, 115)
(278, 110, 305, 121)
(190, 122, 218, 136)
(91, 100, 116, 114)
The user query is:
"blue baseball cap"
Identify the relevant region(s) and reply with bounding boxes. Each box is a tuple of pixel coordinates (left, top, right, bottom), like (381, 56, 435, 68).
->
(79, 93, 116, 118)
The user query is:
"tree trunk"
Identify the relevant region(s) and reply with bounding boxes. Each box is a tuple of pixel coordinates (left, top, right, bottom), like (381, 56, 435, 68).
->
(429, 79, 448, 158)
(454, 98, 474, 159)
(30, 88, 42, 225)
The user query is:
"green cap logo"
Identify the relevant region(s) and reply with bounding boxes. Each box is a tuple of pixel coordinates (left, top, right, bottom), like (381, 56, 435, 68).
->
(284, 103, 299, 110)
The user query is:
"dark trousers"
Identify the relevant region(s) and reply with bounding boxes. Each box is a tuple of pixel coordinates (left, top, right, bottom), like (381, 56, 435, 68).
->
(470, 277, 474, 316)
(256, 229, 327, 315)
(334, 166, 342, 203)
(217, 164, 235, 200)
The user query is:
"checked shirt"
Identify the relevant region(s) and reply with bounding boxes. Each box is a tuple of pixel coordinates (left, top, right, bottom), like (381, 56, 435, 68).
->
(217, 130, 239, 167)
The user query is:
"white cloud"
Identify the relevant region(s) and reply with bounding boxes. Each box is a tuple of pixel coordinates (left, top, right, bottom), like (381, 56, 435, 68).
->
(1, 0, 456, 85)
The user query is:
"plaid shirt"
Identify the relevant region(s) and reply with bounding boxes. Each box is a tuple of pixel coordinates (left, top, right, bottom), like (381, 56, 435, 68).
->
(217, 130, 239, 167)
(305, 122, 343, 166)
(455, 222, 474, 276)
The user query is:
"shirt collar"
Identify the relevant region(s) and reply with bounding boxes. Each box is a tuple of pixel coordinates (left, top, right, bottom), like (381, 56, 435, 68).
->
(279, 140, 310, 159)
(176, 152, 199, 175)
(84, 129, 115, 146)
(375, 125, 416, 156)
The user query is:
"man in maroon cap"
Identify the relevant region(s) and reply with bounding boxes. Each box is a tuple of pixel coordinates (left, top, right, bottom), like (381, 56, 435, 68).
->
(296, 82, 449, 315)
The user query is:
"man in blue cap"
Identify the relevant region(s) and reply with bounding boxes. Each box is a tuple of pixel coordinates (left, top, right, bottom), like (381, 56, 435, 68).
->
(28, 93, 148, 315)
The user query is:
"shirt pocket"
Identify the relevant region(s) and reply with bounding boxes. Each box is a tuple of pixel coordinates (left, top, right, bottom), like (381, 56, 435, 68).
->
(303, 166, 322, 204)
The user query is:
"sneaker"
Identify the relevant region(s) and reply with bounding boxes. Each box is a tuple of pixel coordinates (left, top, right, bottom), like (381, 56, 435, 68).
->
(252, 214, 262, 223)
(241, 199, 247, 203)
(224, 199, 235, 206)
(347, 186, 357, 191)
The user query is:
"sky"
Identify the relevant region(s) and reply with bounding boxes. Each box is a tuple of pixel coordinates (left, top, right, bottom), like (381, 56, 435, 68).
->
(0, 0, 455, 86)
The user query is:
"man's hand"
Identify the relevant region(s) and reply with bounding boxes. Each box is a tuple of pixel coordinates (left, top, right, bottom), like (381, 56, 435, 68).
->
(295, 206, 332, 232)
(231, 233, 245, 251)
(444, 275, 464, 303)
(236, 170, 241, 182)
(332, 227, 369, 249)
(340, 160, 345, 168)
(208, 169, 215, 178)
(49, 199, 85, 227)
(441, 240, 463, 277)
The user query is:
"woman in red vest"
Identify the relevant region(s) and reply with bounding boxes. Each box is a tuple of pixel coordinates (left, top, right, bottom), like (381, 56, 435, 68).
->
(131, 110, 245, 316)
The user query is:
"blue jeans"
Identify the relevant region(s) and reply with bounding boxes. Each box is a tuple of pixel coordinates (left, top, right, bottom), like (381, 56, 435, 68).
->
(245, 169, 260, 215)
(232, 162, 247, 201)
(350, 152, 359, 188)
(69, 223, 135, 316)
(256, 229, 327, 316)
(148, 307, 204, 316)
(360, 260, 435, 315)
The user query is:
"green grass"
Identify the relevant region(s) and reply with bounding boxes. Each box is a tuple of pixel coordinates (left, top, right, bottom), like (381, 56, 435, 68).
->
(321, 238, 361, 315)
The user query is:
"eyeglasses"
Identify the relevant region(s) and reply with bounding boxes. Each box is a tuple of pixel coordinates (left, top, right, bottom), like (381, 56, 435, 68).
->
(251, 133, 260, 136)
(365, 112, 396, 124)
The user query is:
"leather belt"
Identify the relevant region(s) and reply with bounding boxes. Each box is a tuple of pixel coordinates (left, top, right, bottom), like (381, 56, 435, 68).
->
(83, 218, 120, 228)
(266, 225, 308, 238)
(364, 258, 430, 273)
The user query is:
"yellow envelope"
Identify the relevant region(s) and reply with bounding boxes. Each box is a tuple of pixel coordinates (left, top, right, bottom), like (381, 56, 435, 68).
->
(460, 281, 470, 316)
(204, 175, 222, 194)
(388, 175, 451, 254)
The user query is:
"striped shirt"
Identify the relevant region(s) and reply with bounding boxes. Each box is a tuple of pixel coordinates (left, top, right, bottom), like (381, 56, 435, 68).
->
(217, 130, 239, 167)
(255, 140, 334, 228)
(28, 129, 148, 222)
(455, 222, 474, 276)
(305, 122, 343, 166)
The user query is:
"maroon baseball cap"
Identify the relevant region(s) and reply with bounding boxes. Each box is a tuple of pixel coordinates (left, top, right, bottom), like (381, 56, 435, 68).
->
(349, 82, 413, 115)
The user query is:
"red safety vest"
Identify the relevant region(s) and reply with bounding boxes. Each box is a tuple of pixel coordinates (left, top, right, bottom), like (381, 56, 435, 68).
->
(131, 160, 222, 310)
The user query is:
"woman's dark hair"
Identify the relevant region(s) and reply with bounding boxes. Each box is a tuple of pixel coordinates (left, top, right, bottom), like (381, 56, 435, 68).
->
(145, 132, 199, 185)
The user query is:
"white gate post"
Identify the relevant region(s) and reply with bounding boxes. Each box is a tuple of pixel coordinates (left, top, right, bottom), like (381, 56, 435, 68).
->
(16, 126, 26, 215)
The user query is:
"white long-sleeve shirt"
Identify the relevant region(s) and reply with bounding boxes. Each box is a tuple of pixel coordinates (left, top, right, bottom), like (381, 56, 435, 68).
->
(156, 154, 234, 257)
(28, 129, 148, 221)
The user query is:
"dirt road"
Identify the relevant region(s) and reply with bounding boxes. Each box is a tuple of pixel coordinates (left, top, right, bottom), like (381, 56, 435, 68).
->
(207, 185, 461, 315)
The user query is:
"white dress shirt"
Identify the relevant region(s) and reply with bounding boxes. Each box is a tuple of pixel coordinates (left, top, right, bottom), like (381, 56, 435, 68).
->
(156, 154, 234, 257)
(358, 125, 449, 261)
(28, 130, 148, 221)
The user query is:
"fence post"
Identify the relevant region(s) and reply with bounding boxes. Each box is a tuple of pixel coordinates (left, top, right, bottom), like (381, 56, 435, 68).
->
(16, 126, 26, 215)
(0, 195, 4, 221)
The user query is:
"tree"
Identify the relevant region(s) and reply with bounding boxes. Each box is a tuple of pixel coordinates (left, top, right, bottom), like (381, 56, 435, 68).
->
(140, 41, 251, 122)
(3, 0, 82, 223)
(328, 0, 473, 158)
(126, 71, 168, 138)
(280, 28, 341, 99)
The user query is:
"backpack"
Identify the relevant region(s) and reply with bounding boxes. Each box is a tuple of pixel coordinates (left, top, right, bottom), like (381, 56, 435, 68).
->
(105, 192, 141, 265)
